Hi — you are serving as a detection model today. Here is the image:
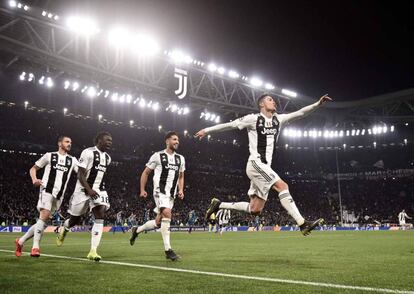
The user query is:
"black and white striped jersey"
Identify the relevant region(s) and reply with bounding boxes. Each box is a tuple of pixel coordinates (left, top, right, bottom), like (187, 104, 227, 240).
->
(216, 209, 231, 225)
(74, 146, 111, 193)
(146, 150, 185, 198)
(35, 152, 77, 199)
(204, 102, 320, 166)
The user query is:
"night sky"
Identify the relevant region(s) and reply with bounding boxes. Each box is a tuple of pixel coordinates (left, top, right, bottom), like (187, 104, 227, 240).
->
(46, 0, 414, 101)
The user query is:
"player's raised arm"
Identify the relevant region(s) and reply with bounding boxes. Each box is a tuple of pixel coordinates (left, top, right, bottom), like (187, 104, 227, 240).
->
(195, 114, 256, 140)
(279, 94, 332, 124)
(139, 166, 153, 198)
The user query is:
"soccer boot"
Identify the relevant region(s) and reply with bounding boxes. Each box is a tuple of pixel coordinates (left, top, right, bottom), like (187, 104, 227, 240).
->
(30, 248, 40, 257)
(165, 249, 180, 261)
(87, 249, 101, 262)
(15, 238, 23, 257)
(129, 226, 139, 246)
(56, 226, 69, 247)
(300, 218, 324, 236)
(205, 198, 221, 221)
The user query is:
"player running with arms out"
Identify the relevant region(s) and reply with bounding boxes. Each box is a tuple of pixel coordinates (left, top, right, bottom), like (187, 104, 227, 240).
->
(15, 136, 77, 257)
(56, 132, 112, 261)
(130, 131, 185, 261)
(195, 94, 332, 236)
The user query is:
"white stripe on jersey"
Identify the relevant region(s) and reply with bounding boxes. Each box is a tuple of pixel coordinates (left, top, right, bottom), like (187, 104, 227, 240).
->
(216, 209, 231, 224)
(146, 150, 185, 198)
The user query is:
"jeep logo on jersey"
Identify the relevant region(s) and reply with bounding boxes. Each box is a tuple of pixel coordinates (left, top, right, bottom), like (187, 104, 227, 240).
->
(53, 164, 69, 172)
(165, 164, 179, 171)
(261, 128, 278, 135)
(95, 164, 107, 172)
(174, 68, 188, 99)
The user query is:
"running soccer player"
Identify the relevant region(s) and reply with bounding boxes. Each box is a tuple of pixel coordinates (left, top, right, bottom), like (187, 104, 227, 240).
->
(216, 209, 231, 235)
(398, 209, 412, 229)
(15, 136, 77, 257)
(56, 132, 112, 261)
(196, 94, 332, 236)
(130, 131, 185, 261)
(188, 209, 197, 233)
(113, 210, 125, 234)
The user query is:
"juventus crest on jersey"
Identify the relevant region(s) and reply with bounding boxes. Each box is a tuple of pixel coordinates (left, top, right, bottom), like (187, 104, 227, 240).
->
(35, 152, 77, 199)
(74, 146, 111, 194)
(146, 150, 186, 198)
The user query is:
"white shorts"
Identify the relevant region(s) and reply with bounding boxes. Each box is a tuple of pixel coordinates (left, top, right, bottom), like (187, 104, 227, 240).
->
(68, 191, 110, 216)
(399, 220, 406, 226)
(246, 160, 280, 201)
(219, 220, 229, 226)
(37, 190, 62, 214)
(153, 193, 174, 214)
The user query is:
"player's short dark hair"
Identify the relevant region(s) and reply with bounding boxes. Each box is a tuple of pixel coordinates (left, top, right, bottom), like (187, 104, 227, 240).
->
(257, 93, 273, 109)
(57, 135, 71, 142)
(165, 131, 178, 140)
(94, 131, 112, 145)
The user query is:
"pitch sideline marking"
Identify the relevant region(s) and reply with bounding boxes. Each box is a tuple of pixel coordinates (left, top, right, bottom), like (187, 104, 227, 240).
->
(0, 249, 413, 294)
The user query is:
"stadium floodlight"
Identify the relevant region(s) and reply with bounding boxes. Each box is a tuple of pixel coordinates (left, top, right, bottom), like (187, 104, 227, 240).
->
(17, 3, 22, 8)
(339, 130, 344, 137)
(200, 112, 205, 119)
(139, 98, 146, 108)
(108, 27, 130, 48)
(304, 131, 308, 137)
(205, 112, 211, 120)
(131, 33, 160, 56)
(66, 16, 99, 36)
(351, 129, 356, 136)
(368, 128, 372, 135)
(282, 89, 297, 98)
(390, 125, 394, 132)
(81, 86, 88, 93)
(119, 95, 125, 103)
(346, 130, 350, 136)
(285, 143, 289, 149)
(19, 72, 26, 81)
(129, 120, 134, 126)
(63, 107, 68, 114)
(318, 131, 322, 137)
(48, 13, 53, 18)
(405, 122, 409, 126)
(184, 130, 188, 135)
(265, 83, 275, 90)
(9, 1, 17, 8)
(356, 129, 360, 136)
(42, 11, 47, 16)
(183, 107, 190, 115)
(111, 92, 118, 102)
(86, 86, 97, 98)
(171, 104, 178, 112)
(158, 125, 162, 131)
(104, 90, 110, 98)
(97, 89, 103, 96)
(228, 70, 239, 79)
(23, 5, 28, 11)
(98, 114, 103, 120)
(207, 134, 211, 140)
(217, 67, 225, 75)
(250, 77, 263, 87)
(54, 15, 59, 20)
(343, 143, 346, 149)
(46, 77, 54, 88)
(208, 63, 217, 72)
(323, 130, 329, 138)
(404, 138, 408, 145)
(38, 76, 45, 85)
(170, 50, 192, 63)
(372, 127, 377, 135)
(72, 82, 79, 91)
(215, 116, 220, 123)
(152, 102, 159, 111)
(24, 100, 28, 107)
(383, 126, 387, 133)
(361, 129, 365, 135)
(373, 141, 377, 148)
(126, 94, 132, 103)
(210, 114, 216, 121)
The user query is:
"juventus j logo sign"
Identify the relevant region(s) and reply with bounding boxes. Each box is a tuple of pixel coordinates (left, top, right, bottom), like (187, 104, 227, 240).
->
(174, 68, 188, 99)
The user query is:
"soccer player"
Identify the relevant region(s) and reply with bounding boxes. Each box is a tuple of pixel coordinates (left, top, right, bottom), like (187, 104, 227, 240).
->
(216, 209, 231, 235)
(188, 209, 197, 233)
(56, 132, 112, 261)
(398, 209, 412, 229)
(196, 94, 332, 236)
(15, 136, 77, 257)
(128, 212, 137, 228)
(130, 131, 185, 261)
(113, 210, 125, 234)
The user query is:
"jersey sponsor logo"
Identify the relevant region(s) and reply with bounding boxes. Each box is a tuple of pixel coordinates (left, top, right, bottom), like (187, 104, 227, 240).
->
(53, 164, 69, 172)
(261, 128, 278, 135)
(94, 164, 107, 172)
(165, 164, 179, 171)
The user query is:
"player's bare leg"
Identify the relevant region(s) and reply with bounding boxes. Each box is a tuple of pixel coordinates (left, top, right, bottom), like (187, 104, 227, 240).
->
(272, 179, 323, 236)
(87, 205, 106, 261)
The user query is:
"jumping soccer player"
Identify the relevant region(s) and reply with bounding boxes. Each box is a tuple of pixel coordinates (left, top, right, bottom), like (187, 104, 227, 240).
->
(15, 136, 77, 257)
(130, 131, 185, 261)
(56, 132, 112, 261)
(195, 94, 332, 235)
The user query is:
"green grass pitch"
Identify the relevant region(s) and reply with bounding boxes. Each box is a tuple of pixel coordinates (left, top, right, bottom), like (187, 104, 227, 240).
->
(1, 230, 413, 293)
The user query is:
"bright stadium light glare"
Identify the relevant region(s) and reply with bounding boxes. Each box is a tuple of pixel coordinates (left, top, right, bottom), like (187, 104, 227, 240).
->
(184, 130, 188, 135)
(24, 100, 28, 107)
(72, 82, 79, 91)
(38, 76, 45, 85)
(356, 129, 360, 136)
(217, 67, 225, 75)
(17, 3, 22, 8)
(48, 13, 53, 18)
(126, 94, 132, 104)
(19, 72, 25, 81)
(183, 107, 190, 115)
(42, 11, 47, 16)
(368, 128, 372, 135)
(339, 130, 344, 137)
(228, 70, 239, 79)
(158, 125, 162, 131)
(63, 80, 70, 89)
(383, 126, 387, 133)
(108, 27, 130, 48)
(205, 112, 211, 120)
(170, 50, 191, 63)
(265, 83, 275, 90)
(250, 77, 263, 87)
(390, 125, 394, 132)
(171, 104, 178, 112)
(46, 77, 54, 88)
(28, 73, 34, 82)
(152, 102, 159, 111)
(87, 86, 97, 98)
(23, 5, 28, 11)
(215, 116, 220, 123)
(282, 89, 297, 97)
(9, 1, 17, 8)
(131, 33, 160, 56)
(119, 95, 125, 103)
(404, 138, 408, 145)
(139, 98, 146, 108)
(63, 107, 68, 114)
(66, 16, 99, 36)
(351, 129, 356, 136)
(200, 112, 204, 119)
(129, 120, 134, 126)
(98, 114, 103, 120)
(54, 15, 59, 20)
(111, 92, 118, 102)
(361, 129, 366, 135)
(208, 63, 217, 72)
